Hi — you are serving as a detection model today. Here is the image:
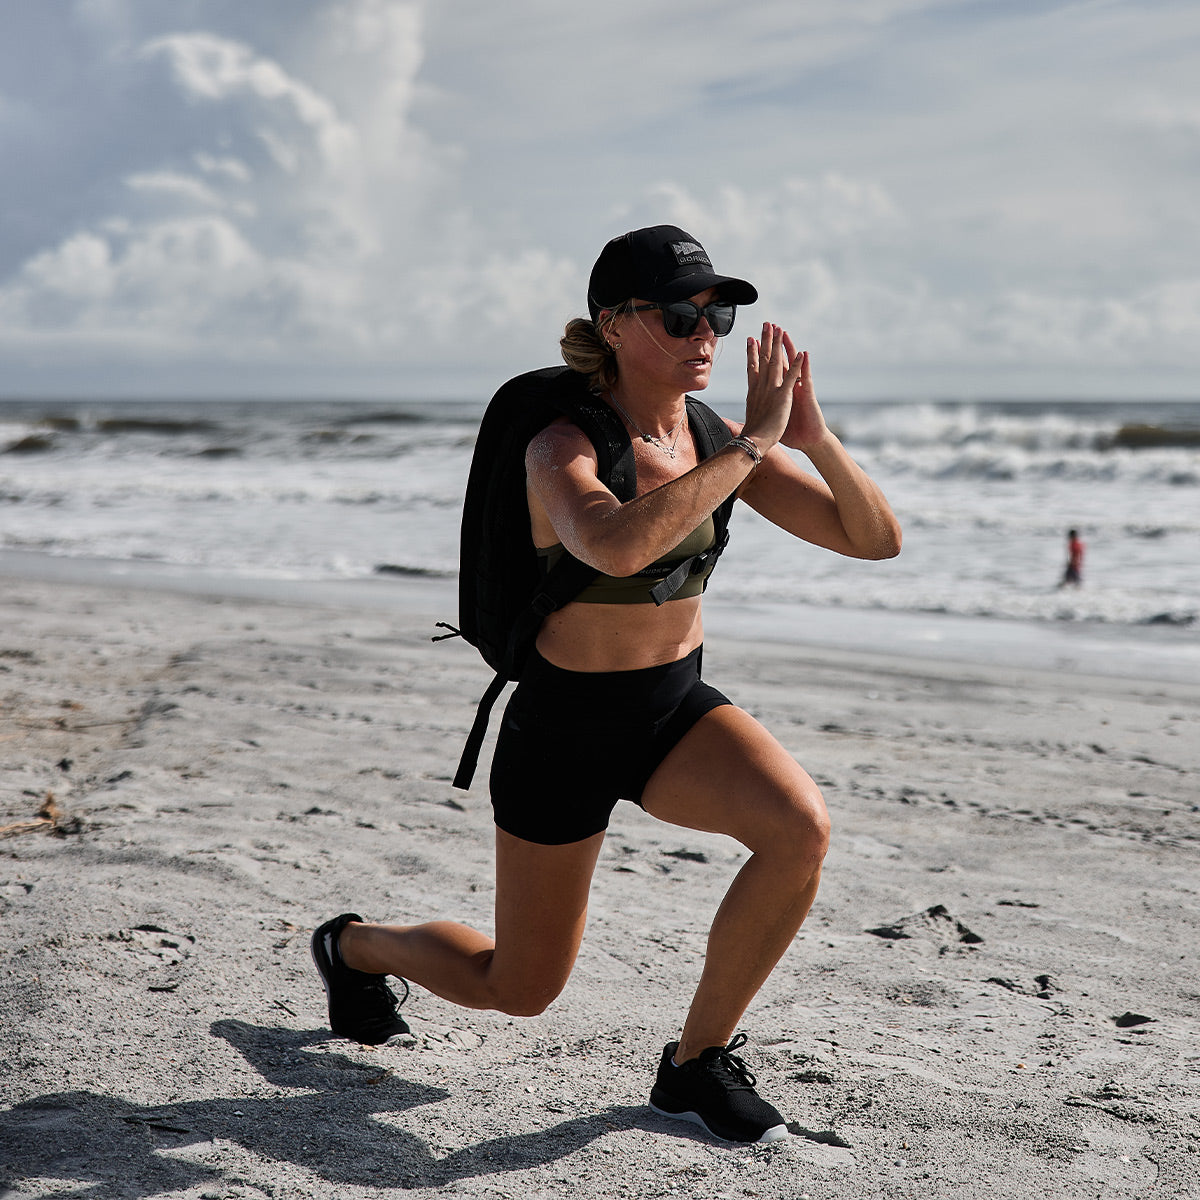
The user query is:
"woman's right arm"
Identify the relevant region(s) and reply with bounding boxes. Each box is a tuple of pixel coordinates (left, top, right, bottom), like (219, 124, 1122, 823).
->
(526, 422, 756, 578)
(526, 324, 801, 575)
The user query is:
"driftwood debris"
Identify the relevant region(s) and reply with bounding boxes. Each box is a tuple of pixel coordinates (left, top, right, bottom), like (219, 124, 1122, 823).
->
(0, 793, 82, 839)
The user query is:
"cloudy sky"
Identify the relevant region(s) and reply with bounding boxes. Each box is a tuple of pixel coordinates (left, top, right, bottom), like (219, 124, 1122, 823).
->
(1, 0, 1198, 402)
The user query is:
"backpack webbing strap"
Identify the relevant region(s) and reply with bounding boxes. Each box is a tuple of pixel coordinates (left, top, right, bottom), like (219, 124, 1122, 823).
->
(452, 671, 508, 791)
(647, 526, 731, 606)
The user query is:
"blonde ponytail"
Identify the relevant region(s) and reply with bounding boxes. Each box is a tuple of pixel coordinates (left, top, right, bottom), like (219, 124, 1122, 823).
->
(559, 308, 624, 393)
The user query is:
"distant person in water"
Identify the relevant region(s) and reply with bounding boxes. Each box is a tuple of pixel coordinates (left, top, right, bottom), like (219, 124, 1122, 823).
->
(1060, 528, 1084, 587)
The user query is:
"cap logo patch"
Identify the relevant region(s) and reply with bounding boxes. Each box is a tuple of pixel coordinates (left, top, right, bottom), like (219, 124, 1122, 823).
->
(670, 240, 711, 268)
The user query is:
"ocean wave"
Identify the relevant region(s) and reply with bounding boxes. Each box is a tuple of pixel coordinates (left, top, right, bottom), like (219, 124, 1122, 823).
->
(0, 400, 474, 463)
(95, 417, 221, 436)
(3, 434, 57, 455)
(844, 401, 1200, 455)
(1106, 423, 1200, 450)
(373, 563, 455, 579)
(873, 446, 1196, 487)
(3, 396, 1196, 636)
(1142, 610, 1197, 627)
(15, 399, 1195, 486)
(330, 409, 425, 426)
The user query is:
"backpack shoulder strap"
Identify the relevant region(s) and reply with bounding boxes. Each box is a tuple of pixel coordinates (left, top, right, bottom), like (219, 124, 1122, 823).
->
(564, 391, 638, 502)
(685, 397, 734, 511)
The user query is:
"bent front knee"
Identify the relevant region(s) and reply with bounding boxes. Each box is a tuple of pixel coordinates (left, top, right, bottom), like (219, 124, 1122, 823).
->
(809, 802, 832, 861)
(757, 790, 831, 868)
(788, 808, 831, 874)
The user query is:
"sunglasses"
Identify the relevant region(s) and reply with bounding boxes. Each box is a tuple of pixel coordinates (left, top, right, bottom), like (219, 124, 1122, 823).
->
(629, 299, 737, 338)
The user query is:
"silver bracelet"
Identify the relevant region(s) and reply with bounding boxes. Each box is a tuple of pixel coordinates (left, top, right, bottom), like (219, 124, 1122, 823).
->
(728, 434, 763, 467)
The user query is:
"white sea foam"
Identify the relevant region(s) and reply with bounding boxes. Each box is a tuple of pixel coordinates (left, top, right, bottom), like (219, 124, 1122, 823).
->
(2, 396, 1197, 640)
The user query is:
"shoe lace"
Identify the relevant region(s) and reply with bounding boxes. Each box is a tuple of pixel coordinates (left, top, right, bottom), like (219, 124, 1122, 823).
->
(360, 975, 409, 1025)
(702, 1033, 757, 1090)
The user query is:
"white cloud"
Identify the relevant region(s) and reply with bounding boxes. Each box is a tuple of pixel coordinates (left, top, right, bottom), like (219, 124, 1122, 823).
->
(19, 233, 114, 304)
(125, 169, 234, 210)
(1, 0, 1199, 396)
(139, 32, 356, 168)
(1128, 94, 1200, 139)
(194, 152, 252, 183)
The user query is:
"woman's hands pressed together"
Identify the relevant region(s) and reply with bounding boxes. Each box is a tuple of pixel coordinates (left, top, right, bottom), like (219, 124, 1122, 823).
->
(744, 324, 829, 453)
(738, 323, 901, 561)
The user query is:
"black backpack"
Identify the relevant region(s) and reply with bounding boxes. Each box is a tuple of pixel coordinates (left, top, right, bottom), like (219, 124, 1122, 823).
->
(437, 365, 735, 789)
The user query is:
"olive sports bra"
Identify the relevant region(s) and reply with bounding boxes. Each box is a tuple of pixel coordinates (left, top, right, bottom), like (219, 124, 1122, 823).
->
(536, 515, 718, 604)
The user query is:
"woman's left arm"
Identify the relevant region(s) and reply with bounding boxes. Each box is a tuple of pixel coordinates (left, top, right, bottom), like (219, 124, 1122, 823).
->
(739, 338, 902, 561)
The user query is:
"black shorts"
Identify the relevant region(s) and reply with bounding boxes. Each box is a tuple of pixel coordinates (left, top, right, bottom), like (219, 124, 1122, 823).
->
(489, 646, 731, 845)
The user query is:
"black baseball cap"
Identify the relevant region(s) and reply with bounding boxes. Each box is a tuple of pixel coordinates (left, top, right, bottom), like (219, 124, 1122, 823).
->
(587, 225, 758, 322)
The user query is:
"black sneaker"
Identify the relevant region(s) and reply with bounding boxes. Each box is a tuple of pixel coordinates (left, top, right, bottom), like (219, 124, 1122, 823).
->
(649, 1033, 788, 1144)
(311, 912, 410, 1045)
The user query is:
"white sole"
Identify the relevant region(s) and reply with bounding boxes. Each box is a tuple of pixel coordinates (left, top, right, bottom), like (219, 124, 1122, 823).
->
(650, 1102, 789, 1144)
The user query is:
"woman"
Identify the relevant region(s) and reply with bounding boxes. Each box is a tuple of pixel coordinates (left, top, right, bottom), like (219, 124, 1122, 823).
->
(312, 225, 902, 1144)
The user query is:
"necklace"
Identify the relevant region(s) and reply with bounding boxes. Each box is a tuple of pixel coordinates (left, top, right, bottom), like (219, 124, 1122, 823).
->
(607, 394, 687, 458)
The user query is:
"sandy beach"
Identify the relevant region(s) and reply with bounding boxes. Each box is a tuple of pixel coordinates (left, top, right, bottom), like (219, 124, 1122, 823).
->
(1, 573, 1197, 1199)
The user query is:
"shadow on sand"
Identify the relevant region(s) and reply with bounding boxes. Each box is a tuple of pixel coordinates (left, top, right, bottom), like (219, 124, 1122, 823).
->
(0, 1019, 647, 1196)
